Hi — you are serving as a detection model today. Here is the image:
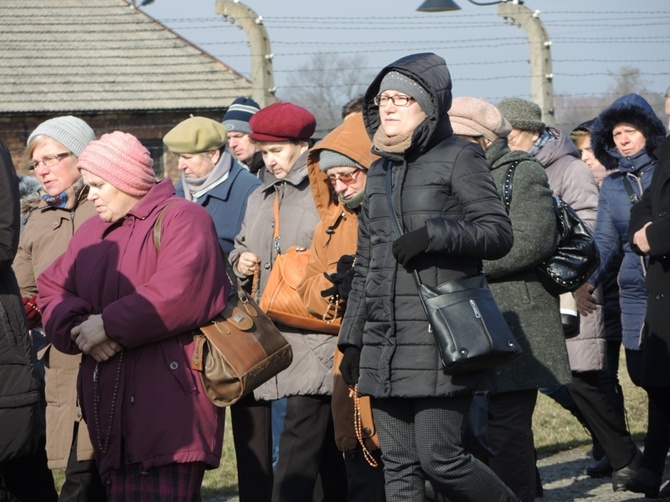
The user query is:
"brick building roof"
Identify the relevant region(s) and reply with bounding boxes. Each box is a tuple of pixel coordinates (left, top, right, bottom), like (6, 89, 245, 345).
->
(0, 0, 252, 114)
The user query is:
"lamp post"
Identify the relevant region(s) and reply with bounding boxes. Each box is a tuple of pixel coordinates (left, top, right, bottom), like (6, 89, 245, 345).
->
(417, 0, 555, 126)
(215, 0, 277, 107)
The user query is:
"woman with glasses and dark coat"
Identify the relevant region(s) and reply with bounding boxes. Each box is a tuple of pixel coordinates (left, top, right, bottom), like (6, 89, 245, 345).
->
(338, 52, 518, 501)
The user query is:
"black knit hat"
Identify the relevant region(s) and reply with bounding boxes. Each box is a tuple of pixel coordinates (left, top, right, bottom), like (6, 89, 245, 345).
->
(379, 71, 435, 116)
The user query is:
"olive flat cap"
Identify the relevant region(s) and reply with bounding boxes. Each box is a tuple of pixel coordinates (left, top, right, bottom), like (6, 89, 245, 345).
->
(163, 116, 227, 153)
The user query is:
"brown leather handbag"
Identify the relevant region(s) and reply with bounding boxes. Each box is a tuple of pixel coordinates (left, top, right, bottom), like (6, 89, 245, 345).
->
(259, 195, 341, 334)
(153, 202, 293, 407)
(191, 287, 293, 407)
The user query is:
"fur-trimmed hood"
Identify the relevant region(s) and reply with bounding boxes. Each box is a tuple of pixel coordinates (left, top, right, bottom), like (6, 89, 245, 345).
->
(17, 175, 42, 217)
(591, 93, 666, 170)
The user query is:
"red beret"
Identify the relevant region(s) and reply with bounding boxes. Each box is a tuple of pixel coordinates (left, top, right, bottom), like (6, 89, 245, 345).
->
(249, 102, 316, 142)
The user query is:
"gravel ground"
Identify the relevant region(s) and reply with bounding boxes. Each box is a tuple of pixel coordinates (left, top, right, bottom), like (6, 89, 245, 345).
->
(537, 444, 669, 501)
(209, 444, 670, 501)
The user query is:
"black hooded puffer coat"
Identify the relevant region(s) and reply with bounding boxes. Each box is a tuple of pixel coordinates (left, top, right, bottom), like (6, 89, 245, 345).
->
(588, 94, 666, 350)
(338, 53, 513, 399)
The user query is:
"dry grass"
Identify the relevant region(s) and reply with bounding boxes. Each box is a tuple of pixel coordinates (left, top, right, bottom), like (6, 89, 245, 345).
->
(533, 350, 648, 456)
(202, 411, 238, 499)
(54, 351, 648, 500)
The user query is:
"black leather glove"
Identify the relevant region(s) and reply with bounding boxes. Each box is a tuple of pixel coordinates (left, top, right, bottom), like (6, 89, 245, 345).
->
(392, 226, 430, 267)
(321, 255, 356, 300)
(321, 268, 355, 300)
(335, 254, 355, 274)
(340, 345, 361, 385)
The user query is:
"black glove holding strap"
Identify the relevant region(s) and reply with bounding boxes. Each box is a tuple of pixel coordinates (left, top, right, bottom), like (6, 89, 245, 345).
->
(392, 226, 429, 267)
(321, 254, 356, 300)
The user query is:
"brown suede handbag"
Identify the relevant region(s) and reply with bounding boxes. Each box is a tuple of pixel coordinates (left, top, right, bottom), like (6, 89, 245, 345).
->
(153, 202, 293, 407)
(259, 195, 341, 334)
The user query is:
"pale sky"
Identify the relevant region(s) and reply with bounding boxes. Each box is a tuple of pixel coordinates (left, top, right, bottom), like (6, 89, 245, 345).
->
(143, 0, 670, 103)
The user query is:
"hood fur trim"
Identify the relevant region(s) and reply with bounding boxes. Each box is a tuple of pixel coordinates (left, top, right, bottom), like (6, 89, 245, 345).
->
(591, 94, 666, 170)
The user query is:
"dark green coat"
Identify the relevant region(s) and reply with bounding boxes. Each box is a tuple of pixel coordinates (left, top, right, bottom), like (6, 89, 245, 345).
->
(483, 139, 572, 393)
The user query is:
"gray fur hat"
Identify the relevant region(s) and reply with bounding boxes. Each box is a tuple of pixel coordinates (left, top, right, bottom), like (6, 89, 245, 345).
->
(27, 116, 96, 156)
(498, 97, 545, 132)
(379, 71, 434, 116)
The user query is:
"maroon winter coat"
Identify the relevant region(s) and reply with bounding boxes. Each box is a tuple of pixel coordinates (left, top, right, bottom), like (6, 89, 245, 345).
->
(37, 179, 229, 477)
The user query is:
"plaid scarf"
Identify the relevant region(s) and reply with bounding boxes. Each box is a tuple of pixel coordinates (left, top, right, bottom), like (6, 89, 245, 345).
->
(41, 178, 85, 210)
(529, 128, 553, 157)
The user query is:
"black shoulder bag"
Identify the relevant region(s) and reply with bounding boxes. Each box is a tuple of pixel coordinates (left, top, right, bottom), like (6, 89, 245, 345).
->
(385, 165, 521, 375)
(503, 162, 599, 296)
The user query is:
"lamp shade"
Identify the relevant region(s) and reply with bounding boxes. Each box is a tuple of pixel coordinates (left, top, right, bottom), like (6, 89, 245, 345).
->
(417, 0, 461, 11)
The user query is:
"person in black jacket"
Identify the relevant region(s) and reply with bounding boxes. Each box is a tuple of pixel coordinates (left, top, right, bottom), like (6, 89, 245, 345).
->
(0, 139, 48, 501)
(628, 134, 670, 498)
(338, 53, 518, 501)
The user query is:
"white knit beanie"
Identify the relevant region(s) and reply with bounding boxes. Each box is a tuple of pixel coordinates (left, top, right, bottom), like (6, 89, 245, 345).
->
(27, 116, 96, 156)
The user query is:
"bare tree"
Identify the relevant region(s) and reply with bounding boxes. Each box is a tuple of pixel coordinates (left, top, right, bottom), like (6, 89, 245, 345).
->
(606, 66, 651, 98)
(282, 53, 374, 136)
(555, 66, 664, 134)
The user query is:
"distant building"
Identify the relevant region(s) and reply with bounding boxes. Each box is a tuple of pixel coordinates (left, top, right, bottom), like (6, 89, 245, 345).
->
(0, 0, 252, 180)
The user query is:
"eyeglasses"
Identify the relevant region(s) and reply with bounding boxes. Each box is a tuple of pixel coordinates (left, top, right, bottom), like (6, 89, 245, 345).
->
(27, 152, 73, 171)
(327, 169, 360, 185)
(373, 94, 416, 107)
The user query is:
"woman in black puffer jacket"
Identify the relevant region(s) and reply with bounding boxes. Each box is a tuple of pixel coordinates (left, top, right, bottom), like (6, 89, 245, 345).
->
(338, 53, 517, 502)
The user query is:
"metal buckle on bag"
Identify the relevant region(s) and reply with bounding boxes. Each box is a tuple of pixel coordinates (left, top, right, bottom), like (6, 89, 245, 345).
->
(470, 299, 481, 319)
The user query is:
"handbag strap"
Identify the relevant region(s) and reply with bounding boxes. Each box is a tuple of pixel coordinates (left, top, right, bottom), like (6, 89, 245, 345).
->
(501, 160, 521, 213)
(152, 199, 242, 309)
(385, 163, 425, 290)
(152, 201, 179, 252)
(254, 192, 281, 300)
(272, 193, 281, 256)
(622, 175, 640, 205)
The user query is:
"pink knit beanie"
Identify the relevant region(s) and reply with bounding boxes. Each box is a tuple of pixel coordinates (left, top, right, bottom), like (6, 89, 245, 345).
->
(77, 131, 155, 197)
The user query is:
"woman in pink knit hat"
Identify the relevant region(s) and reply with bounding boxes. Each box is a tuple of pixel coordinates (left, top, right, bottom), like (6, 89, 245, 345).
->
(37, 131, 230, 501)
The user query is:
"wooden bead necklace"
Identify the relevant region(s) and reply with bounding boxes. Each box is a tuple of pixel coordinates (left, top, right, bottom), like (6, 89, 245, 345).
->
(93, 350, 124, 455)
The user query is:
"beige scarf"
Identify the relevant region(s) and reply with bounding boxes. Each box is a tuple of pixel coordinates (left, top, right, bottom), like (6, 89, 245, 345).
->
(372, 128, 413, 154)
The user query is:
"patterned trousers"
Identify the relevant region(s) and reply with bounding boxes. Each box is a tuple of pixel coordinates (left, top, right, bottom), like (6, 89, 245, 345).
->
(105, 462, 205, 502)
(372, 395, 519, 502)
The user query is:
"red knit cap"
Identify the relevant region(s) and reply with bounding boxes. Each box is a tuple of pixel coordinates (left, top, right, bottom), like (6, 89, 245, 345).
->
(77, 131, 155, 197)
(249, 102, 316, 142)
